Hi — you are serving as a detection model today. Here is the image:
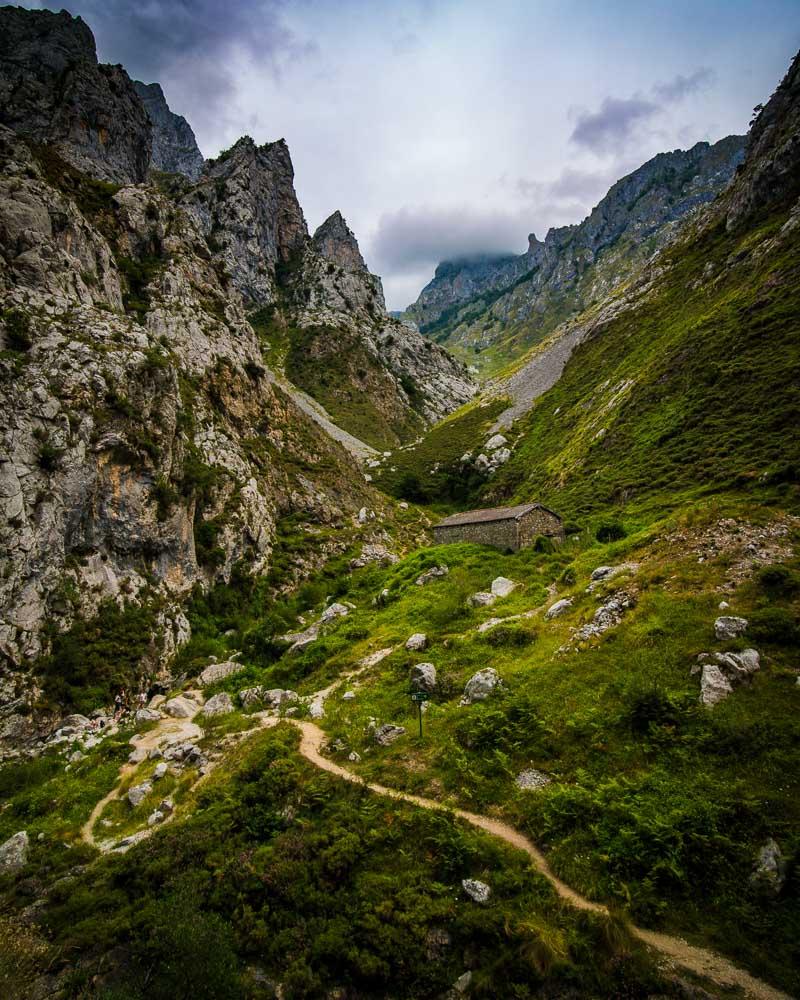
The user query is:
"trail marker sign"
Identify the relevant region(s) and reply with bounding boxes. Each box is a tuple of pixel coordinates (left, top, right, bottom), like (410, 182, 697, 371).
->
(411, 690, 430, 737)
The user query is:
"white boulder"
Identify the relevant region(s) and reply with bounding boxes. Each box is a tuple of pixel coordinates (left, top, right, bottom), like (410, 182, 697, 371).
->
(202, 692, 234, 717)
(198, 661, 245, 686)
(405, 632, 428, 652)
(490, 577, 515, 598)
(461, 878, 491, 903)
(163, 696, 198, 719)
(714, 616, 748, 641)
(410, 662, 437, 693)
(546, 598, 574, 620)
(461, 668, 501, 705)
(485, 434, 508, 451)
(0, 831, 28, 873)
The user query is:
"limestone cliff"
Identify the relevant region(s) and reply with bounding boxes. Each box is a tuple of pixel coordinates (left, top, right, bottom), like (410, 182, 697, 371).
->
(0, 6, 150, 184)
(133, 81, 204, 181)
(406, 136, 745, 371)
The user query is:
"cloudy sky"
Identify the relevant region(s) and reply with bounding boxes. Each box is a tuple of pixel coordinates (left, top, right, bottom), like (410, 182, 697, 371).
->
(21, 0, 800, 308)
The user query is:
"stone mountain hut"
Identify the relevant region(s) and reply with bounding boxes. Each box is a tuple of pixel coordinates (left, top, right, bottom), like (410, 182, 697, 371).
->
(433, 503, 564, 552)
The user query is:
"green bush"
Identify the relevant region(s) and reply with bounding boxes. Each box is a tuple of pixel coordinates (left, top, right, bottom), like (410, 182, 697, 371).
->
(757, 564, 800, 596)
(481, 624, 537, 647)
(747, 607, 800, 645)
(2, 308, 32, 352)
(596, 521, 626, 543)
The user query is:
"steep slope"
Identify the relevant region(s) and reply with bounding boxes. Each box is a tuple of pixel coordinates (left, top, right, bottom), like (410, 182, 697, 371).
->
(133, 81, 204, 180)
(0, 6, 150, 183)
(406, 137, 745, 373)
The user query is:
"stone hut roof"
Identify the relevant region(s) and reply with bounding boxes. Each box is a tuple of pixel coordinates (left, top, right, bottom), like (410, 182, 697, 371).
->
(435, 503, 559, 528)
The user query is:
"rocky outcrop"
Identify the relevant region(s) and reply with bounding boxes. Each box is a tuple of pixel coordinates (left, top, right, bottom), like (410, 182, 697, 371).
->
(726, 49, 800, 230)
(183, 136, 309, 307)
(133, 81, 204, 180)
(405, 136, 745, 366)
(0, 7, 150, 183)
(312, 210, 370, 274)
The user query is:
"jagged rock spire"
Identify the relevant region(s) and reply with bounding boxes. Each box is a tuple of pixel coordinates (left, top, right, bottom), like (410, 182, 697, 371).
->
(312, 210, 367, 272)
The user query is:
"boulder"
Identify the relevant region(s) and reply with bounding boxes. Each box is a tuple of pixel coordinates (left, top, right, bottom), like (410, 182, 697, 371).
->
(590, 566, 614, 581)
(147, 810, 164, 827)
(153, 762, 168, 780)
(751, 838, 786, 894)
(202, 692, 234, 717)
(485, 434, 508, 451)
(405, 632, 428, 652)
(699, 664, 734, 706)
(461, 878, 491, 903)
(159, 797, 174, 815)
(461, 668, 501, 705)
(128, 746, 148, 764)
(374, 724, 406, 746)
(127, 782, 153, 808)
(60, 714, 91, 730)
(468, 592, 495, 608)
(410, 662, 437, 693)
(416, 565, 449, 586)
(239, 686, 265, 708)
(308, 695, 326, 720)
(0, 831, 28, 873)
(342, 690, 356, 701)
(714, 616, 749, 641)
(545, 598, 573, 620)
(515, 769, 551, 791)
(321, 602, 349, 623)
(490, 577, 515, 598)
(163, 696, 198, 719)
(198, 661, 245, 686)
(135, 708, 161, 723)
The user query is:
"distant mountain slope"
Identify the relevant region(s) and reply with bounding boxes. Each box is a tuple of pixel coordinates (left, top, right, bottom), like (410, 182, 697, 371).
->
(405, 136, 745, 374)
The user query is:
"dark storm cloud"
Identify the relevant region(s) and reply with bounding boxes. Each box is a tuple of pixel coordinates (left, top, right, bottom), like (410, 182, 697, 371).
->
(24, 0, 315, 124)
(570, 68, 715, 155)
(570, 96, 659, 154)
(370, 206, 527, 274)
(653, 67, 715, 102)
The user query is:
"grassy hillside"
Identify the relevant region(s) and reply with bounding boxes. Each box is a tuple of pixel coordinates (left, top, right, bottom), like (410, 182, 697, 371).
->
(485, 209, 800, 521)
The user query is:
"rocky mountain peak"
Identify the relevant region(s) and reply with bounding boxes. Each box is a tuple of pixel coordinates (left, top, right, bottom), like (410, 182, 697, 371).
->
(0, 5, 150, 183)
(133, 80, 204, 180)
(726, 48, 800, 230)
(312, 210, 367, 271)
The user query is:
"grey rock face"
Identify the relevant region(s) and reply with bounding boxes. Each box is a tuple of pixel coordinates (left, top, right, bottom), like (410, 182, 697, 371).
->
(696, 649, 760, 706)
(461, 878, 491, 903)
(406, 136, 745, 365)
(202, 692, 234, 717)
(133, 81, 203, 180)
(0, 7, 150, 183)
(163, 697, 197, 719)
(490, 576, 515, 597)
(714, 616, 748, 640)
(183, 136, 308, 307)
(0, 830, 29, 873)
(312, 210, 368, 273)
(461, 668, 501, 704)
(410, 662, 437, 692)
(198, 661, 244, 686)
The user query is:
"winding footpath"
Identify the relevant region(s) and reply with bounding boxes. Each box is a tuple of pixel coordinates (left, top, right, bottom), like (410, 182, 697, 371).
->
(83, 708, 792, 1000)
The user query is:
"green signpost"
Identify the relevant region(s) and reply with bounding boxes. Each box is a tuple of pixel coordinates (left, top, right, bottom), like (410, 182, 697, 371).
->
(410, 690, 431, 738)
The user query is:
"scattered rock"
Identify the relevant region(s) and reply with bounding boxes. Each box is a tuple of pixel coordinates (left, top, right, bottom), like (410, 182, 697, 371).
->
(545, 598, 574, 619)
(461, 668, 501, 705)
(148, 748, 163, 760)
(468, 591, 496, 607)
(587, 563, 639, 591)
(153, 762, 168, 780)
(696, 648, 760, 705)
(159, 797, 174, 815)
(342, 690, 356, 701)
(410, 662, 437, 693)
(349, 543, 398, 569)
(405, 632, 428, 652)
(69, 750, 85, 763)
(198, 661, 245, 686)
(128, 746, 148, 765)
(515, 769, 551, 791)
(348, 751, 361, 763)
(374, 724, 406, 746)
(719, 601, 730, 610)
(202, 692, 234, 717)
(321, 602, 350, 623)
(135, 708, 162, 723)
(751, 838, 786, 894)
(453, 971, 473, 994)
(416, 565, 449, 586)
(127, 782, 153, 808)
(563, 591, 636, 648)
(0, 831, 28, 873)
(714, 616, 748, 641)
(461, 878, 491, 903)
(163, 696, 198, 719)
(308, 695, 326, 720)
(147, 810, 164, 827)
(490, 576, 515, 598)
(485, 434, 508, 451)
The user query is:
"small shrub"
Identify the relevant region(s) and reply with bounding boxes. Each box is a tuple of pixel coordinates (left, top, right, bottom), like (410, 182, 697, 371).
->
(36, 440, 62, 473)
(559, 565, 577, 586)
(596, 520, 626, 543)
(533, 535, 556, 554)
(482, 625, 537, 647)
(152, 476, 179, 521)
(747, 607, 800, 645)
(3, 308, 32, 352)
(757, 564, 800, 596)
